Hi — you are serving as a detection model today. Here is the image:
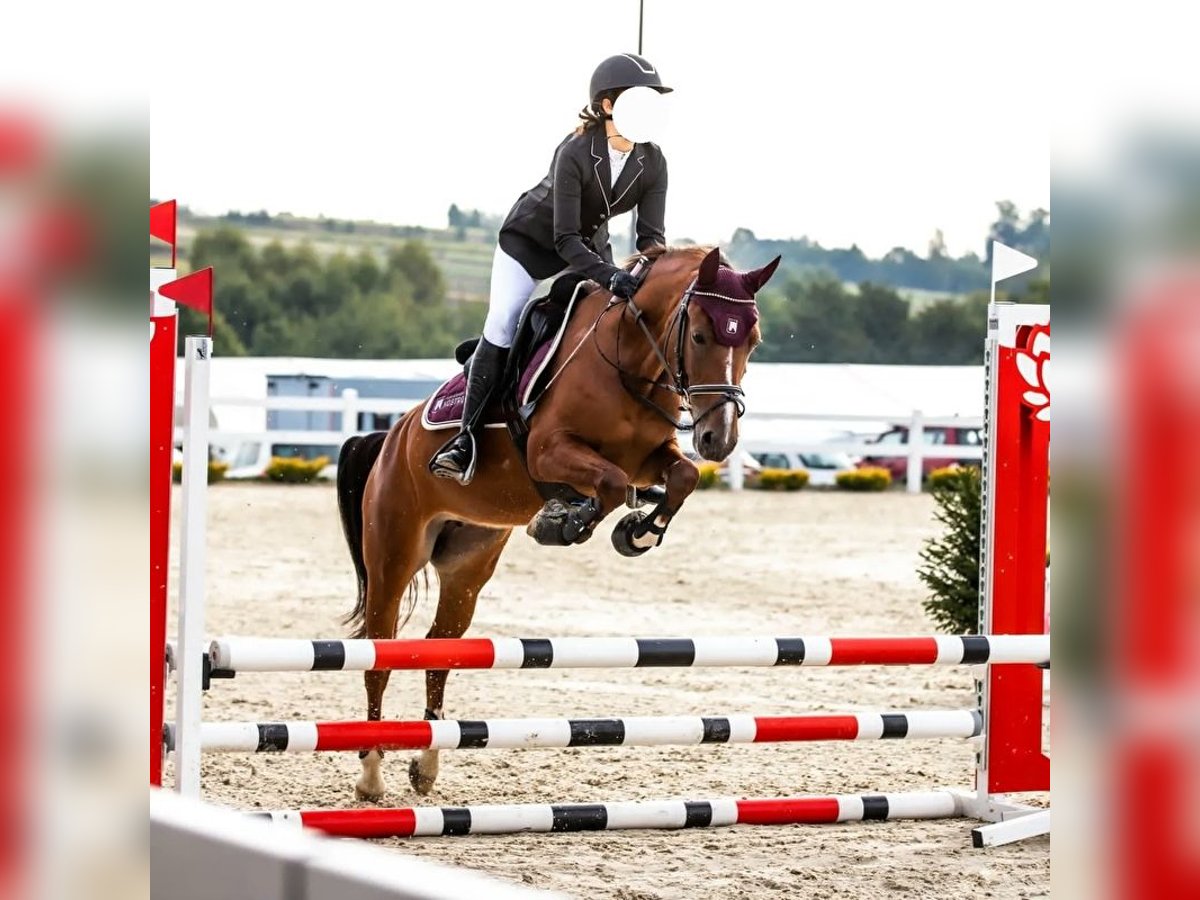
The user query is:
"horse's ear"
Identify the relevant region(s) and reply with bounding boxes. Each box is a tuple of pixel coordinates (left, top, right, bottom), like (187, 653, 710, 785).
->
(698, 247, 722, 286)
(743, 255, 782, 293)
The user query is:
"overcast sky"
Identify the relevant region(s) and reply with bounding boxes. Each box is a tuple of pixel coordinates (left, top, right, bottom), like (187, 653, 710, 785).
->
(150, 0, 1051, 258)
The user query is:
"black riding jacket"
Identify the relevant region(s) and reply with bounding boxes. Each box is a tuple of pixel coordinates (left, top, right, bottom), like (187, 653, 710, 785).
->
(497, 126, 668, 282)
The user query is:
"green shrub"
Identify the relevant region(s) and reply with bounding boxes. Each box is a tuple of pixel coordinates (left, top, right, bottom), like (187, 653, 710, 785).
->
(172, 459, 229, 484)
(835, 467, 891, 492)
(917, 465, 982, 634)
(696, 462, 720, 490)
(264, 456, 329, 483)
(756, 468, 810, 491)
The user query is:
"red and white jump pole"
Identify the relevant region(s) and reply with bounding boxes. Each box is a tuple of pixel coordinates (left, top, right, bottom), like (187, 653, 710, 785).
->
(185, 708, 983, 753)
(264, 791, 966, 838)
(207, 633, 1048, 673)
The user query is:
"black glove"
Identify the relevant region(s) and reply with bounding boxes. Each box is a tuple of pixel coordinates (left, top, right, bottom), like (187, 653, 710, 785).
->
(607, 269, 639, 300)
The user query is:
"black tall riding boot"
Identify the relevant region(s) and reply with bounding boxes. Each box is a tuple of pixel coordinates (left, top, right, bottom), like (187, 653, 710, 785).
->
(428, 337, 508, 485)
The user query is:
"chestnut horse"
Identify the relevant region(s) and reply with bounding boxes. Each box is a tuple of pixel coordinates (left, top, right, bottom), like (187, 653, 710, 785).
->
(335, 245, 780, 799)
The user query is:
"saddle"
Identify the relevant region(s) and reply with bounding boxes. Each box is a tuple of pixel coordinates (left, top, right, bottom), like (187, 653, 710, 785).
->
(422, 271, 593, 434)
(458, 270, 593, 400)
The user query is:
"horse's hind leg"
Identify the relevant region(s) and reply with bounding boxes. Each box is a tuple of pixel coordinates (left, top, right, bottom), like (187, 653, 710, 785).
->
(354, 503, 436, 801)
(409, 522, 512, 795)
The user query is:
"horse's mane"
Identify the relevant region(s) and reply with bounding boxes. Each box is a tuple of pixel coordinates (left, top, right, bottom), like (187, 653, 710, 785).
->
(620, 244, 729, 270)
(576, 245, 728, 302)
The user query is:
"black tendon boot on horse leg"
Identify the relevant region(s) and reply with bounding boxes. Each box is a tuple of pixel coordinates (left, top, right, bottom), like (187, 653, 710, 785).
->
(428, 338, 508, 485)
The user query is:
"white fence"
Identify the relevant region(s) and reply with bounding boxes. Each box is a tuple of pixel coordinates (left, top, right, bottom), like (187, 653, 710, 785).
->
(175, 391, 983, 494)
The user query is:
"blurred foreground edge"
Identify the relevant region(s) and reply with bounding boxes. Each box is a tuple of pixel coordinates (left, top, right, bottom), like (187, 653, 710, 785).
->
(1115, 274, 1200, 899)
(150, 789, 562, 900)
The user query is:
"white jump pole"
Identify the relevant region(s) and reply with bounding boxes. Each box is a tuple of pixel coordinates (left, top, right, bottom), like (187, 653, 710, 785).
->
(174, 335, 212, 796)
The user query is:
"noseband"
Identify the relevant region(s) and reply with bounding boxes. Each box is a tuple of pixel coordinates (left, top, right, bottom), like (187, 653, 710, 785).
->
(606, 257, 748, 432)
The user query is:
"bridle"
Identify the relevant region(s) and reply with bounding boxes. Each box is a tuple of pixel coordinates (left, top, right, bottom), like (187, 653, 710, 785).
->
(598, 256, 748, 432)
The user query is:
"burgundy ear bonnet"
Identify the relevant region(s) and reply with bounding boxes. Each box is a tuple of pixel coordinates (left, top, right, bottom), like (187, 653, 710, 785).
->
(691, 251, 782, 347)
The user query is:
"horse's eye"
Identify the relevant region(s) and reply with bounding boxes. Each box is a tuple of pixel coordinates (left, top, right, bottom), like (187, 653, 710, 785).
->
(691, 331, 706, 346)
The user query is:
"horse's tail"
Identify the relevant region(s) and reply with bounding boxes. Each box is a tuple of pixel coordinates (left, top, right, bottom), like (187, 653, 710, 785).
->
(337, 431, 388, 638)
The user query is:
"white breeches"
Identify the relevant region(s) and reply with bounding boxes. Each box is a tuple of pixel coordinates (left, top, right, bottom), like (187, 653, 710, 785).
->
(482, 246, 561, 348)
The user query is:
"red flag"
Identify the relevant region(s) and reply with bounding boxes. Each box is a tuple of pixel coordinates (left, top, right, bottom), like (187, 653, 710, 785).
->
(149, 200, 177, 267)
(159, 267, 213, 337)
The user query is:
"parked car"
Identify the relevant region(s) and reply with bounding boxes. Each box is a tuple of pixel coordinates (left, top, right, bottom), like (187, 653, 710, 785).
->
(750, 450, 856, 487)
(822, 431, 879, 466)
(225, 440, 339, 480)
(857, 424, 982, 480)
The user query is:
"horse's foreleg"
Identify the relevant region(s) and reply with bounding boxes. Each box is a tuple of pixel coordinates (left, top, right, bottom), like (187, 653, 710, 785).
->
(613, 443, 699, 556)
(410, 523, 512, 795)
(526, 434, 631, 545)
(356, 574, 414, 801)
(354, 501, 434, 802)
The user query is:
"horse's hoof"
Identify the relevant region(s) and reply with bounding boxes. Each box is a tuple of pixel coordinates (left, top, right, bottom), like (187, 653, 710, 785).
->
(527, 498, 599, 546)
(527, 500, 571, 545)
(408, 757, 437, 795)
(354, 777, 387, 802)
(611, 510, 653, 557)
(355, 748, 387, 801)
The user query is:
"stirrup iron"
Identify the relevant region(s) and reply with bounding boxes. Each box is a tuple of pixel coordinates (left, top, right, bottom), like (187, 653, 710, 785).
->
(429, 432, 479, 485)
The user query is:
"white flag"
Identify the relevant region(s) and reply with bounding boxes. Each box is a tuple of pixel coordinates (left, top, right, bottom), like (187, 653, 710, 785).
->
(991, 241, 1038, 285)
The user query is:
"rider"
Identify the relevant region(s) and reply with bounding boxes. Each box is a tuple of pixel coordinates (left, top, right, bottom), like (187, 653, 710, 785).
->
(429, 53, 672, 485)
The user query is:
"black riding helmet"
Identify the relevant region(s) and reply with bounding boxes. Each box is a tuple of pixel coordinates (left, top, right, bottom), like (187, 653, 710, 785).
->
(589, 53, 673, 102)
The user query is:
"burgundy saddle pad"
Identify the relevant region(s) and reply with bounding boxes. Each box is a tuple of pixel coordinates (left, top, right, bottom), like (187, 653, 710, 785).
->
(421, 341, 554, 431)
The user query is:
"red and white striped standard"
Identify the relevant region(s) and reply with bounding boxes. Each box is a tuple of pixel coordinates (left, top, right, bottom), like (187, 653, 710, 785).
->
(197, 709, 982, 753)
(260, 790, 964, 838)
(208, 634, 1049, 673)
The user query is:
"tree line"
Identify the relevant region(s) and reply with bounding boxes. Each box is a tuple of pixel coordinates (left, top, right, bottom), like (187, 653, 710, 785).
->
(176, 227, 484, 358)
(759, 277, 988, 365)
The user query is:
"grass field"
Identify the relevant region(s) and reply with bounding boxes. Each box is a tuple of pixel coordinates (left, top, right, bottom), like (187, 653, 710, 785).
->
(178, 215, 497, 302)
